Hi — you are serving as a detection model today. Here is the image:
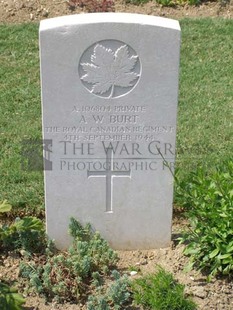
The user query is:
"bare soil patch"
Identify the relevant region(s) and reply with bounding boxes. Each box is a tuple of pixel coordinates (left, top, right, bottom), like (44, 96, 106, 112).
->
(0, 0, 232, 24)
(1, 216, 232, 309)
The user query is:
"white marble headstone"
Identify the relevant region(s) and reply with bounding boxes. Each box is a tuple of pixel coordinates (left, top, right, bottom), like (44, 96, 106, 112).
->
(40, 13, 181, 250)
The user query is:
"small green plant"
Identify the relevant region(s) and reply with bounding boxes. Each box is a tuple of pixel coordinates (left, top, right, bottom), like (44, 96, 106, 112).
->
(124, 0, 150, 5)
(0, 282, 25, 310)
(87, 270, 130, 310)
(156, 0, 175, 7)
(20, 218, 119, 303)
(0, 215, 46, 253)
(87, 295, 110, 310)
(107, 270, 130, 308)
(128, 265, 140, 273)
(132, 267, 197, 310)
(187, 0, 200, 5)
(0, 200, 46, 253)
(0, 200, 12, 213)
(178, 161, 233, 277)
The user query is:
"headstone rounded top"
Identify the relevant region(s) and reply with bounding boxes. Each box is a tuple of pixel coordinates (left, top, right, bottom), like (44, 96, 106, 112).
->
(39, 13, 180, 32)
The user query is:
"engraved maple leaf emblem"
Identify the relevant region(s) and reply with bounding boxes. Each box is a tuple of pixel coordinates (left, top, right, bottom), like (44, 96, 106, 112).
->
(81, 44, 139, 98)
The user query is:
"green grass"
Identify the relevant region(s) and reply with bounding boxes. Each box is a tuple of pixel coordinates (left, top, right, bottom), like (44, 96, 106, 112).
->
(0, 19, 232, 211)
(0, 24, 43, 214)
(132, 266, 197, 309)
(177, 19, 233, 177)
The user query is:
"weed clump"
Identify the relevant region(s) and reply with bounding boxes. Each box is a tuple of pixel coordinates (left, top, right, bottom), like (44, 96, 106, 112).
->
(0, 282, 25, 310)
(177, 160, 233, 277)
(132, 266, 197, 310)
(0, 200, 46, 253)
(87, 270, 130, 309)
(19, 218, 125, 305)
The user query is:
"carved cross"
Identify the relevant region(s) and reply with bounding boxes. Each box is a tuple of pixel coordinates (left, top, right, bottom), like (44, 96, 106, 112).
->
(87, 148, 131, 212)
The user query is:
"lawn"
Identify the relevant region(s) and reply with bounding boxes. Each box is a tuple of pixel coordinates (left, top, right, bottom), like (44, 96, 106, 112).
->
(0, 19, 232, 212)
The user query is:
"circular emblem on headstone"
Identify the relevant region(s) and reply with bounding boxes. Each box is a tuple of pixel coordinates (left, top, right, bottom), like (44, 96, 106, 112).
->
(79, 40, 141, 99)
